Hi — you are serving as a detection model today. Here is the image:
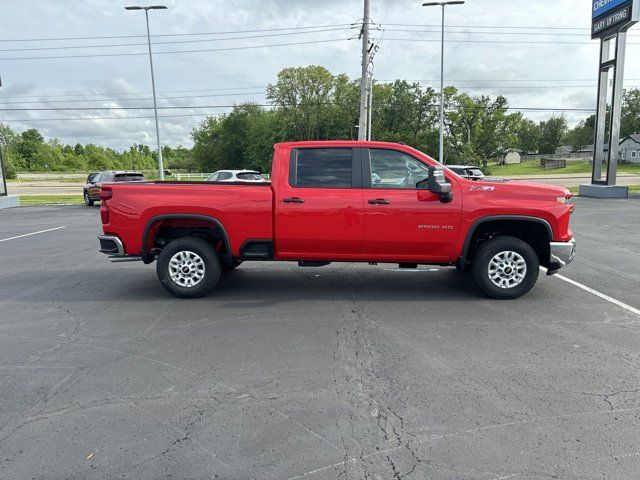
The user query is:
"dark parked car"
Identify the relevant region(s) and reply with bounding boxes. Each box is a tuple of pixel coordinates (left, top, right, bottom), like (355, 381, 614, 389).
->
(83, 171, 145, 206)
(447, 165, 485, 181)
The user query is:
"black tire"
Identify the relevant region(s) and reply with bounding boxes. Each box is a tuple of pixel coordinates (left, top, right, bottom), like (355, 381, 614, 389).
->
(222, 259, 243, 272)
(84, 190, 94, 206)
(156, 237, 221, 298)
(472, 235, 539, 299)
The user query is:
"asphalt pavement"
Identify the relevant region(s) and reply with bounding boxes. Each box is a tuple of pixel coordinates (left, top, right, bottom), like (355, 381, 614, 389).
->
(1, 199, 639, 480)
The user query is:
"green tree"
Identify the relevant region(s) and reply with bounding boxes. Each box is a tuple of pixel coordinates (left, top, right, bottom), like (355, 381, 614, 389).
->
(564, 120, 593, 152)
(16, 128, 45, 169)
(621, 88, 640, 137)
(445, 91, 519, 165)
(538, 116, 568, 154)
(266, 65, 338, 140)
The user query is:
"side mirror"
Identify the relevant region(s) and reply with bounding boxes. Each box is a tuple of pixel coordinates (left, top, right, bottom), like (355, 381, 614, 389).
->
(416, 167, 453, 203)
(427, 166, 451, 194)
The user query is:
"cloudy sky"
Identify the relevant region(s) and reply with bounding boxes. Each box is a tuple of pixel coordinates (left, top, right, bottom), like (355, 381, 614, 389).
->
(0, 0, 639, 150)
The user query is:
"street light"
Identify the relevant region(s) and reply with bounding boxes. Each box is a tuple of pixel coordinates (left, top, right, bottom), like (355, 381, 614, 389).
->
(422, 1, 464, 165)
(125, 5, 167, 180)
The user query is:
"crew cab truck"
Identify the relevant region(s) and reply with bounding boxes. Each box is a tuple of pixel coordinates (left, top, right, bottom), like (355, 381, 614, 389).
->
(98, 141, 576, 299)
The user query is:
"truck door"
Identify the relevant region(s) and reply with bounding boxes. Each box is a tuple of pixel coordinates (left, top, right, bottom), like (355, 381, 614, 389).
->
(362, 148, 462, 261)
(275, 147, 364, 259)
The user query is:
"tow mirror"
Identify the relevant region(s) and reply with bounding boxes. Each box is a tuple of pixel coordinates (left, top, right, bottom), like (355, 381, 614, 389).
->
(420, 166, 453, 202)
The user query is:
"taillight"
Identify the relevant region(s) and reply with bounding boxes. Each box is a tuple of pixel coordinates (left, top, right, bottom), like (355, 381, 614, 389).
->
(99, 189, 113, 201)
(100, 187, 112, 224)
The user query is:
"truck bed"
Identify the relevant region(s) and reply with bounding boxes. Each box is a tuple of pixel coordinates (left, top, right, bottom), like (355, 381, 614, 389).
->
(102, 181, 273, 257)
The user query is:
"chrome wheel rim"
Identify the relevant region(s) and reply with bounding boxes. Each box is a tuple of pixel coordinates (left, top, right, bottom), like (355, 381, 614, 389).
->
(488, 250, 527, 289)
(168, 251, 205, 288)
(84, 191, 90, 204)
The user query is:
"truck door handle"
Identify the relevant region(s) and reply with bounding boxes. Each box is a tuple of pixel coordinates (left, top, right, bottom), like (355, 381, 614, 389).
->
(283, 197, 305, 204)
(368, 198, 390, 205)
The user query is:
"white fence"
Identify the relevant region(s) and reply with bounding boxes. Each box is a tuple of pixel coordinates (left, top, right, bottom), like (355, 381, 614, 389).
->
(173, 172, 210, 181)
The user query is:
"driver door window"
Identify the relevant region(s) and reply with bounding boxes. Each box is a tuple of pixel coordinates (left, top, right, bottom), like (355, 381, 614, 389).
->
(370, 149, 430, 189)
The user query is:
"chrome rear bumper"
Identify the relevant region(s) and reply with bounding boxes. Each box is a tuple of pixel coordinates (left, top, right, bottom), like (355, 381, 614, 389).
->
(548, 237, 576, 274)
(98, 235, 124, 256)
(97, 235, 142, 262)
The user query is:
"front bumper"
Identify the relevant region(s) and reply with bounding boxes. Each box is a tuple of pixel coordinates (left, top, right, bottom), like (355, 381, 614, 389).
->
(548, 237, 576, 274)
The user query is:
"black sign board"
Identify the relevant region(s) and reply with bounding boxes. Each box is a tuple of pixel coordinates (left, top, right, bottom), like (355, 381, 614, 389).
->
(592, 0, 639, 38)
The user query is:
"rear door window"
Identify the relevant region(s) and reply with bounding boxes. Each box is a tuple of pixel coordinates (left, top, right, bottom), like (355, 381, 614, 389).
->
(236, 172, 263, 181)
(114, 174, 145, 182)
(290, 148, 353, 188)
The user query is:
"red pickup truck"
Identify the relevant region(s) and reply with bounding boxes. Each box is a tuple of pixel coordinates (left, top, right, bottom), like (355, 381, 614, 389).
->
(98, 141, 575, 299)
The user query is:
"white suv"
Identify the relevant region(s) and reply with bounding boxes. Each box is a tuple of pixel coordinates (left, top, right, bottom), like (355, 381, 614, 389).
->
(206, 170, 265, 182)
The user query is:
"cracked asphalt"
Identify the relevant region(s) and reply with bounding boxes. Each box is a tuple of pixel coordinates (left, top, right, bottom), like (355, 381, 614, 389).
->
(1, 198, 639, 480)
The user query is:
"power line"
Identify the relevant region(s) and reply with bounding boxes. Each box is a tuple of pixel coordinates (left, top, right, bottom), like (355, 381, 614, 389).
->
(0, 91, 266, 105)
(384, 23, 593, 31)
(377, 37, 638, 46)
(0, 37, 352, 61)
(0, 86, 268, 100)
(0, 103, 597, 113)
(2, 113, 219, 122)
(3, 79, 640, 101)
(0, 27, 351, 53)
(383, 27, 640, 37)
(0, 24, 354, 43)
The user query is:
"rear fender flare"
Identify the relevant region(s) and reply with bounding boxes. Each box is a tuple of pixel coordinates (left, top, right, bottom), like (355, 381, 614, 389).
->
(141, 214, 232, 266)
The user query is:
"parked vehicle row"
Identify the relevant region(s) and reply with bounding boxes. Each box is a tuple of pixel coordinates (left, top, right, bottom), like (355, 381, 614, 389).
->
(97, 141, 576, 300)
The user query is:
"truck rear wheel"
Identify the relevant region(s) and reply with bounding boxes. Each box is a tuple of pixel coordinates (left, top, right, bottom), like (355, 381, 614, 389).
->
(472, 235, 539, 299)
(156, 237, 221, 298)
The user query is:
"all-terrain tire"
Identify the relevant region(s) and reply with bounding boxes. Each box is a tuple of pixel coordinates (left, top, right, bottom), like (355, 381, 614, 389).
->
(472, 235, 539, 299)
(156, 237, 221, 298)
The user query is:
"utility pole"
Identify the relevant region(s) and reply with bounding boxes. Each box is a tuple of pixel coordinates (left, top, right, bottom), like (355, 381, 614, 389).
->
(422, 1, 464, 164)
(125, 5, 167, 180)
(367, 78, 374, 141)
(358, 0, 370, 141)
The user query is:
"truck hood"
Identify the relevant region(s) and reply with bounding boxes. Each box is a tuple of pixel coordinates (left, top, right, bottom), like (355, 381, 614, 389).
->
(466, 177, 571, 198)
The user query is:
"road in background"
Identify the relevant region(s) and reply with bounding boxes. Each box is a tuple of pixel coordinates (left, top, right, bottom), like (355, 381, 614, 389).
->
(1, 200, 639, 479)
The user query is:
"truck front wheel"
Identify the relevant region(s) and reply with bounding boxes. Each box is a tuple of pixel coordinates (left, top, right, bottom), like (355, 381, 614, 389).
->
(472, 236, 539, 299)
(156, 237, 221, 298)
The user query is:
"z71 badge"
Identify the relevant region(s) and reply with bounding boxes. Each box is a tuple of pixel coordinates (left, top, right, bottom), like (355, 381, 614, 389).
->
(470, 185, 495, 192)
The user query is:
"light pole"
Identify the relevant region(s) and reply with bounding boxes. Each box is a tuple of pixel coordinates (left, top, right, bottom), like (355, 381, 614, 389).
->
(422, 1, 464, 165)
(125, 5, 167, 180)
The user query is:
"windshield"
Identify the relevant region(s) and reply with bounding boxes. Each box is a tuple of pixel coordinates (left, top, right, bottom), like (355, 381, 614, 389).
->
(236, 172, 263, 181)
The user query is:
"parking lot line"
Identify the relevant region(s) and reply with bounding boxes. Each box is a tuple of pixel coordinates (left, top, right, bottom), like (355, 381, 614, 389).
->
(550, 271, 640, 318)
(0, 226, 66, 243)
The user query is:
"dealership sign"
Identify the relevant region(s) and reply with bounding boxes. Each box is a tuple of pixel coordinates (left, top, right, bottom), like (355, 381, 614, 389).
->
(592, 0, 639, 38)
